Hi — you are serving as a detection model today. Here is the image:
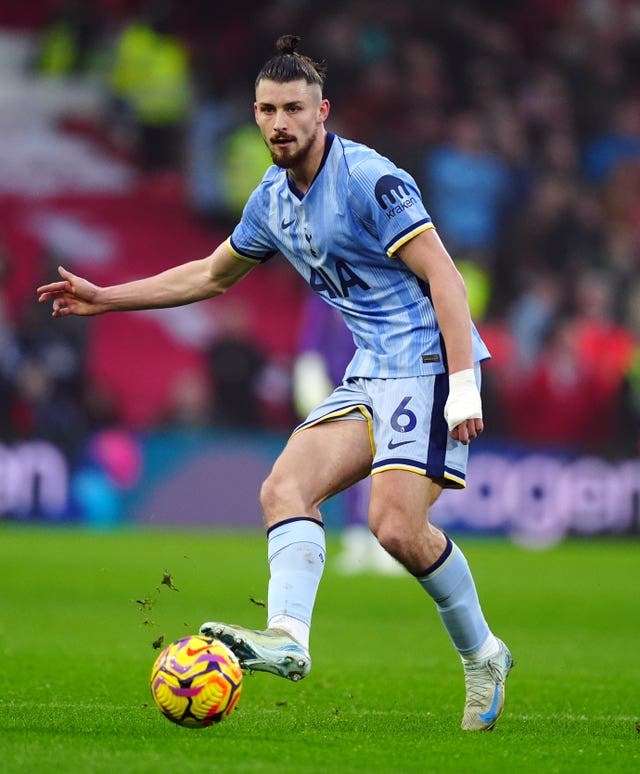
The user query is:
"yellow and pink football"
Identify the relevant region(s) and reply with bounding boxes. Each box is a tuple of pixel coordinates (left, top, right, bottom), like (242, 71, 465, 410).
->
(150, 635, 243, 728)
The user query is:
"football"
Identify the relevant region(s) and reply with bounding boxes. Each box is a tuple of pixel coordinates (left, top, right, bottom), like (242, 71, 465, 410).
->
(150, 635, 243, 728)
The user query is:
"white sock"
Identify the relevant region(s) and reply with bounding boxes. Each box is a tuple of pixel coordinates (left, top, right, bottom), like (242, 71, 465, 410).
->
(268, 614, 310, 650)
(461, 632, 500, 664)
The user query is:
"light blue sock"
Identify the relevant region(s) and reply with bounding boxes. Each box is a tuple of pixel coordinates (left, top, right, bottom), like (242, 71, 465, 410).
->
(267, 518, 326, 629)
(416, 538, 491, 657)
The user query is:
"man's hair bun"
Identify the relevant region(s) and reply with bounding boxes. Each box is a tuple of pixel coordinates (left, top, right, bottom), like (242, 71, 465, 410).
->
(276, 34, 300, 56)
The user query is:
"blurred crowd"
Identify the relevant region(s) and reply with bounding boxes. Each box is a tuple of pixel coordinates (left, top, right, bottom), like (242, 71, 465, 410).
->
(1, 0, 640, 459)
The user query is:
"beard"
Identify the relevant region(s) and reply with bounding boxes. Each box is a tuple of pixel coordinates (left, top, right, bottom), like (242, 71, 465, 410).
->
(268, 129, 317, 169)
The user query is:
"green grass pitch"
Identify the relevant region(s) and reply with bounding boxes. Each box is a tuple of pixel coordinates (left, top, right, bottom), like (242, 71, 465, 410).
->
(0, 525, 638, 773)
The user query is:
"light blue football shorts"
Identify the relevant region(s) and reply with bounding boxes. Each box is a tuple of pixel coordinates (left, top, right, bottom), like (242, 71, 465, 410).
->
(292, 367, 481, 489)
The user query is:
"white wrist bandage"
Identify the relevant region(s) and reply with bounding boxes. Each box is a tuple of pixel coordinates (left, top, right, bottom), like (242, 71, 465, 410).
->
(443, 368, 482, 432)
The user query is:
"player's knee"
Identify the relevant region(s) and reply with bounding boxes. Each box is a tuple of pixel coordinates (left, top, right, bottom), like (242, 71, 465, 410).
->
(370, 514, 411, 561)
(259, 472, 304, 521)
(259, 474, 281, 516)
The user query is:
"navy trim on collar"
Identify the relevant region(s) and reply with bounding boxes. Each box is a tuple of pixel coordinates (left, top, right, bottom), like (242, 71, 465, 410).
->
(287, 132, 335, 199)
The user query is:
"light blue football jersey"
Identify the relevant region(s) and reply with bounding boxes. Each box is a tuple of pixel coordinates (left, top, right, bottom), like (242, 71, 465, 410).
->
(228, 133, 490, 379)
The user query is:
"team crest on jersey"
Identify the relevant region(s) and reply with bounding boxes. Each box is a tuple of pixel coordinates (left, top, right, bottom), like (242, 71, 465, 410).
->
(374, 175, 417, 219)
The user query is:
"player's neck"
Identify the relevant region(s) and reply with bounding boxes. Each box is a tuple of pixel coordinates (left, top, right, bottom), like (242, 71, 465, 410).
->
(287, 129, 328, 194)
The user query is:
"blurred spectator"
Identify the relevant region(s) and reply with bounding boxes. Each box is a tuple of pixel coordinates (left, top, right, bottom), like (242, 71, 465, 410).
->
(571, 270, 636, 402)
(307, 10, 363, 106)
(336, 57, 409, 159)
(34, 0, 104, 78)
(206, 302, 268, 428)
(622, 346, 640, 455)
(518, 66, 574, 139)
(207, 336, 266, 428)
(222, 123, 272, 220)
(500, 318, 607, 451)
(107, 1, 192, 171)
(0, 291, 21, 439)
(186, 86, 234, 227)
(582, 99, 640, 186)
(624, 276, 640, 342)
(601, 157, 640, 285)
(496, 174, 605, 297)
(509, 270, 562, 365)
(6, 294, 88, 454)
(422, 110, 510, 267)
(162, 369, 212, 429)
(398, 39, 450, 168)
(11, 359, 87, 455)
(501, 271, 636, 453)
(487, 110, 533, 223)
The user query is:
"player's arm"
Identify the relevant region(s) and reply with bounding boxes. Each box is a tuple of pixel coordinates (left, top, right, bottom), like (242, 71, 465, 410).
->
(37, 241, 254, 318)
(396, 227, 483, 444)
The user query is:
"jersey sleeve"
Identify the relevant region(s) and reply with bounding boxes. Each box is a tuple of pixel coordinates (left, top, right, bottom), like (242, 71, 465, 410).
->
(347, 158, 434, 256)
(228, 185, 278, 264)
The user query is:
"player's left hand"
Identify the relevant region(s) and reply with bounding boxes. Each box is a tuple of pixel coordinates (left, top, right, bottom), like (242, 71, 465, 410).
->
(449, 417, 484, 445)
(444, 368, 483, 445)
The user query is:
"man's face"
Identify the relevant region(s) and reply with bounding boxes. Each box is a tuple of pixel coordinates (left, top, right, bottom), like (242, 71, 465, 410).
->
(254, 78, 329, 169)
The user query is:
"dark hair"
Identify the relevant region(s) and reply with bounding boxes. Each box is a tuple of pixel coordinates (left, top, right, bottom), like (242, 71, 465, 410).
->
(255, 35, 327, 90)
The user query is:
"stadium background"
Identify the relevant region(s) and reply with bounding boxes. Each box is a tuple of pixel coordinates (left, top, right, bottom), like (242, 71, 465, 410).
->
(0, 0, 639, 544)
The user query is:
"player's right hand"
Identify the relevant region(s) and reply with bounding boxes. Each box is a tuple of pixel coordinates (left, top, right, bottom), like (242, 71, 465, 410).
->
(37, 265, 105, 317)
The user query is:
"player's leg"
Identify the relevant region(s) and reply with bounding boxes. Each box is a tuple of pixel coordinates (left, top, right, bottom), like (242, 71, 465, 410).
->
(365, 372, 512, 729)
(260, 415, 373, 526)
(370, 468, 497, 653)
(368, 468, 512, 730)
(335, 476, 403, 575)
(368, 469, 498, 656)
(259, 416, 373, 641)
(201, 416, 373, 680)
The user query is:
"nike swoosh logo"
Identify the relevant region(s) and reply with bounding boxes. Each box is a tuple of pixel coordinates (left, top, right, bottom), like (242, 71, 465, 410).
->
(479, 684, 500, 724)
(281, 218, 295, 230)
(186, 646, 213, 657)
(387, 439, 416, 450)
